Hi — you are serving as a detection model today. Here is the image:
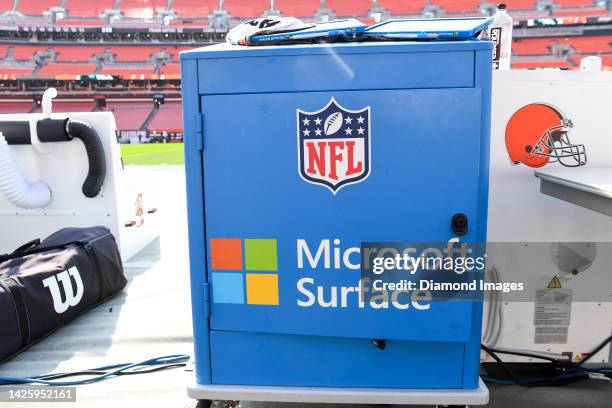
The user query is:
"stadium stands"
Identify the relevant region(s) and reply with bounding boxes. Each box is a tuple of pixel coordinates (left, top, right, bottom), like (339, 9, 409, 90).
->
(431, 1, 481, 14)
(54, 46, 106, 62)
(0, 66, 34, 78)
(276, 0, 320, 17)
(149, 103, 181, 130)
(107, 101, 154, 130)
(173, 0, 218, 18)
(17, 0, 60, 15)
(0, 101, 34, 114)
(1, 0, 612, 137)
(99, 66, 156, 76)
(513, 36, 612, 56)
(120, 0, 168, 19)
(63, 1, 116, 17)
(49, 101, 95, 112)
(327, 0, 371, 17)
(159, 63, 180, 75)
(38, 63, 97, 77)
(377, 1, 424, 15)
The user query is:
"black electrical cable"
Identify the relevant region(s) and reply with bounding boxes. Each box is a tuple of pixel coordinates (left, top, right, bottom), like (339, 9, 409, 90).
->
(575, 335, 612, 367)
(481, 344, 527, 386)
(0, 363, 187, 386)
(482, 336, 612, 387)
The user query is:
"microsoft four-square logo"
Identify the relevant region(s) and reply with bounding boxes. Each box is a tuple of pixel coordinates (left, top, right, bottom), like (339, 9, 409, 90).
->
(209, 238, 279, 305)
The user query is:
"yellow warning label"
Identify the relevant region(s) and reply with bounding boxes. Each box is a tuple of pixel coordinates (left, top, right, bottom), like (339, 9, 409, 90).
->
(547, 276, 562, 289)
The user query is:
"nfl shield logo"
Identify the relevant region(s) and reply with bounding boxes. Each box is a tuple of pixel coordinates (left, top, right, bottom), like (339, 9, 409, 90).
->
(297, 98, 371, 194)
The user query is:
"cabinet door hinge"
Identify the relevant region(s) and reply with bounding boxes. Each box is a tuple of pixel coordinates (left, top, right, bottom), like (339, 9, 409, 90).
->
(195, 113, 204, 151)
(202, 282, 210, 317)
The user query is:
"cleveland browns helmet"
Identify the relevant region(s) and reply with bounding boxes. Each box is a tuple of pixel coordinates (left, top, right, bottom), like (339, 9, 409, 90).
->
(505, 103, 586, 168)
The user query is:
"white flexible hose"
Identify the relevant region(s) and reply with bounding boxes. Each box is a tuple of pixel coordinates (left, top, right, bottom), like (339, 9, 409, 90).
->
(0, 132, 52, 209)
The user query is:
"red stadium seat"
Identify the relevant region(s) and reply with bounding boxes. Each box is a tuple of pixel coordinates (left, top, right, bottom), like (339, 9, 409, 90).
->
(513, 38, 555, 56)
(513, 36, 612, 56)
(275, 0, 320, 17)
(511, 60, 573, 69)
(159, 63, 181, 75)
(0, 1, 13, 13)
(505, 0, 536, 10)
(223, 0, 268, 18)
(148, 104, 182, 130)
(431, 0, 481, 14)
(0, 102, 34, 114)
(37, 63, 97, 77)
(555, 0, 595, 6)
(11, 46, 54, 60)
(56, 19, 108, 27)
(17, 0, 61, 15)
(53, 46, 107, 62)
(553, 8, 609, 17)
(99, 66, 156, 75)
(120, 0, 168, 19)
(107, 46, 165, 62)
(63, 0, 115, 17)
(107, 101, 153, 130)
(601, 55, 612, 69)
(377, 0, 425, 15)
(0, 45, 8, 59)
(50, 101, 95, 112)
(0, 66, 34, 78)
(172, 0, 218, 18)
(327, 0, 371, 17)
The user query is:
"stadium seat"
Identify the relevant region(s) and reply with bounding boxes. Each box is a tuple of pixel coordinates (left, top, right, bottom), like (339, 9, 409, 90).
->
(107, 46, 166, 62)
(148, 104, 182, 130)
(17, 0, 61, 15)
(63, 0, 116, 17)
(513, 36, 612, 56)
(223, 0, 268, 18)
(275, 0, 320, 17)
(0, 102, 35, 114)
(107, 101, 154, 130)
(99, 66, 156, 76)
(511, 60, 573, 69)
(10, 46, 54, 60)
(159, 63, 180, 75)
(37, 63, 97, 77)
(600, 55, 612, 69)
(555, 0, 595, 6)
(51, 101, 95, 112)
(0, 0, 13, 13)
(513, 38, 555, 56)
(54, 46, 107, 62)
(0, 66, 34, 78)
(172, 0, 218, 18)
(327, 0, 371, 17)
(553, 8, 609, 17)
(0, 45, 8, 59)
(120, 0, 168, 19)
(505, 0, 536, 10)
(377, 0, 425, 15)
(431, 0, 481, 14)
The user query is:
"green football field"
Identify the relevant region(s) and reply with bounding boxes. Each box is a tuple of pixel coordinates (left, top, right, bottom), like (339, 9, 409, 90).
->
(120, 143, 185, 165)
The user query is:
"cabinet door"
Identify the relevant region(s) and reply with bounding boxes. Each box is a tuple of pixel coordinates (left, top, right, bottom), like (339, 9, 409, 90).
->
(201, 88, 483, 341)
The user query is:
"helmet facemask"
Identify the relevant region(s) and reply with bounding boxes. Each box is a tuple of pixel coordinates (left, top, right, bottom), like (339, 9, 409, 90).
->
(529, 119, 586, 167)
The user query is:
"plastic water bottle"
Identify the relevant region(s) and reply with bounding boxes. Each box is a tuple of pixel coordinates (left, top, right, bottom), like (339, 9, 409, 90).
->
(489, 4, 513, 70)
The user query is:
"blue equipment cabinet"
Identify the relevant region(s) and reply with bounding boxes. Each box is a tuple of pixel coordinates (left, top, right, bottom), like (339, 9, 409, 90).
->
(181, 40, 492, 405)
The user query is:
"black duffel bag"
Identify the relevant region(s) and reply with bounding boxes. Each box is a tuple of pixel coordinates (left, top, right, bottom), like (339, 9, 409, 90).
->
(0, 226, 126, 363)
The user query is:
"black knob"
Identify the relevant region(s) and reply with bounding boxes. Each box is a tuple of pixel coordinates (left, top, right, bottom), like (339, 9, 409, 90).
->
(451, 213, 468, 236)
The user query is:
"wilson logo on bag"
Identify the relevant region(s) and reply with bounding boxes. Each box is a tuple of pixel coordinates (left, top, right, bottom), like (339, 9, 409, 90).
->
(42, 266, 84, 314)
